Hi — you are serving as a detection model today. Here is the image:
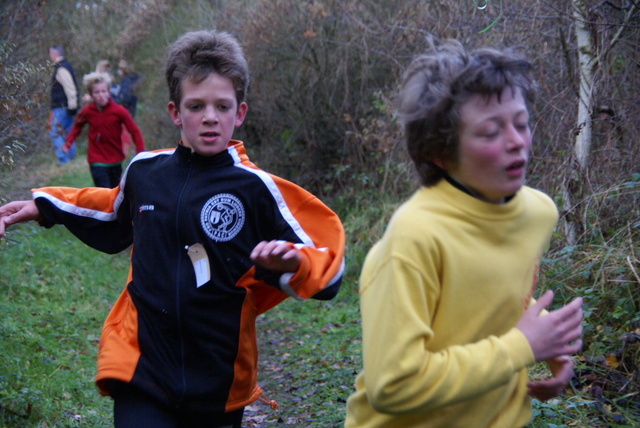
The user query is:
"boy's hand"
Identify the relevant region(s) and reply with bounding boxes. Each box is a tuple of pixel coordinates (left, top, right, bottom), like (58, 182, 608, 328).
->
(516, 290, 583, 362)
(250, 240, 301, 273)
(61, 144, 69, 153)
(527, 355, 574, 401)
(0, 200, 40, 237)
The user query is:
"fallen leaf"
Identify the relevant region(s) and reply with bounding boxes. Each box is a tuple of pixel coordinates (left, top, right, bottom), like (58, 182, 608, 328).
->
(605, 353, 619, 369)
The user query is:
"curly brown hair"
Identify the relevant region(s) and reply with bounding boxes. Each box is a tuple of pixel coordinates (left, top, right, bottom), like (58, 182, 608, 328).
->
(165, 30, 249, 109)
(397, 38, 537, 186)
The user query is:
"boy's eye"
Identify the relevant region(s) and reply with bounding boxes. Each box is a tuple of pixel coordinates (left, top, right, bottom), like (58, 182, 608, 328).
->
(187, 104, 202, 111)
(479, 130, 499, 139)
(218, 104, 230, 111)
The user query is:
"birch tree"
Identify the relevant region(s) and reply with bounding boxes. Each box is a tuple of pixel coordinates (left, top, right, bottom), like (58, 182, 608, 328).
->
(563, 0, 638, 245)
(573, 0, 596, 171)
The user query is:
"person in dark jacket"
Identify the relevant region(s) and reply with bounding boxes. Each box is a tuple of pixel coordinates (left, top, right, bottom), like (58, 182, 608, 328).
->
(0, 30, 345, 428)
(112, 59, 141, 152)
(113, 59, 140, 118)
(48, 45, 79, 165)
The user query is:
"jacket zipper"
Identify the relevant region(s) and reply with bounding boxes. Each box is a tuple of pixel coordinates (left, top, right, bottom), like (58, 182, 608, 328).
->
(174, 153, 194, 401)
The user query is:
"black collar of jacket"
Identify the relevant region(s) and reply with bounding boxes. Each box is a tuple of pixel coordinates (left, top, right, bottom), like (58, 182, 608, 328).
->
(174, 143, 235, 168)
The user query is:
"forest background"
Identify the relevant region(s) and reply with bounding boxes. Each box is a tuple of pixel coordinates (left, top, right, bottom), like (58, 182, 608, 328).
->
(0, 0, 639, 427)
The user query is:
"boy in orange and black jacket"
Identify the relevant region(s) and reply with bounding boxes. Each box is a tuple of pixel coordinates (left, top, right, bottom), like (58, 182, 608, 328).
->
(0, 30, 345, 428)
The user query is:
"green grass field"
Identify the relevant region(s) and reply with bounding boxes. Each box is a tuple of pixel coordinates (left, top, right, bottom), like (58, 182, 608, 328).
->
(0, 222, 127, 427)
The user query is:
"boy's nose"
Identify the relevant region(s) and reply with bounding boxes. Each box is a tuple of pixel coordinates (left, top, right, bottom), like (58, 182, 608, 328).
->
(505, 125, 526, 150)
(203, 106, 218, 122)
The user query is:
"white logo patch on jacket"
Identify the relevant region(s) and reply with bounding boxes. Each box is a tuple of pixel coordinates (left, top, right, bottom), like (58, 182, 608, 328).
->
(200, 193, 245, 242)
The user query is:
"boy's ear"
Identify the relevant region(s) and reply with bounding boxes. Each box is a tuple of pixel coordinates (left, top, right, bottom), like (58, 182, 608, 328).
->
(167, 101, 181, 127)
(235, 102, 248, 127)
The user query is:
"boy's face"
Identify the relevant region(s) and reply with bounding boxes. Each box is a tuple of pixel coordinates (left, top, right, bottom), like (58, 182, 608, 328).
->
(91, 82, 111, 108)
(168, 73, 247, 157)
(447, 87, 531, 203)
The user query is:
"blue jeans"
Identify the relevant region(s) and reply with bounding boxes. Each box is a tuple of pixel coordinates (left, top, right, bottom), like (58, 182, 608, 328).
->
(49, 107, 76, 164)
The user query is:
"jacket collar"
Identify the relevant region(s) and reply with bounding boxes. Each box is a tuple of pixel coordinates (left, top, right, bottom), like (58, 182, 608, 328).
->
(174, 142, 236, 168)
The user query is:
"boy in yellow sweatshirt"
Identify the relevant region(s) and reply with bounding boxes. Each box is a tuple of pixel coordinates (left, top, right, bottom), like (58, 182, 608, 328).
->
(345, 39, 583, 428)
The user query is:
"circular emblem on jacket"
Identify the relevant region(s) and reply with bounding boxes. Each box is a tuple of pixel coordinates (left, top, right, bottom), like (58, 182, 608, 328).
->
(200, 193, 245, 242)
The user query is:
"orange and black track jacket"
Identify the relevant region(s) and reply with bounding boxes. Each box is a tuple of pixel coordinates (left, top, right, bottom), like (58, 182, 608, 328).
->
(31, 140, 345, 413)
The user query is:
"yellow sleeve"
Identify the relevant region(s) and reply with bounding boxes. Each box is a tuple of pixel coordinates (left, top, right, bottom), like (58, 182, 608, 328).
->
(359, 252, 535, 414)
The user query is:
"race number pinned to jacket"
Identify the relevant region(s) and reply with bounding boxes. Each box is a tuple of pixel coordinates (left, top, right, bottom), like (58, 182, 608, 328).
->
(185, 243, 210, 288)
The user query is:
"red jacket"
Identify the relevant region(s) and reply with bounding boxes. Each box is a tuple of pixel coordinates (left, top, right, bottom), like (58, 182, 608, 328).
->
(64, 99, 145, 164)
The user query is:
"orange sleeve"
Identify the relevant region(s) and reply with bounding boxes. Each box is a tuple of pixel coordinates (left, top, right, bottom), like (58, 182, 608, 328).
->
(268, 175, 345, 301)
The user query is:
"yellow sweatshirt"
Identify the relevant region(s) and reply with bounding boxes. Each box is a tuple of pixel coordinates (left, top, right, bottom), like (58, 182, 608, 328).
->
(345, 179, 558, 428)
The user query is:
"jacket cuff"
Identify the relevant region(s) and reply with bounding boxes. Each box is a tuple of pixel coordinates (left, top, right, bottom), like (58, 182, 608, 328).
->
(501, 328, 535, 371)
(32, 195, 56, 229)
(253, 252, 309, 299)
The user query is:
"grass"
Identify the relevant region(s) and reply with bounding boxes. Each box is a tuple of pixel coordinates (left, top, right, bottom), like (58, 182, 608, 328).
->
(0, 220, 128, 427)
(1, 165, 639, 427)
(0, 161, 125, 427)
(528, 237, 640, 428)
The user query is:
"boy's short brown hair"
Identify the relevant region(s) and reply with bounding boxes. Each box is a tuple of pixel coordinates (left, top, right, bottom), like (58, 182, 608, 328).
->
(397, 38, 537, 186)
(165, 30, 249, 108)
(82, 72, 112, 94)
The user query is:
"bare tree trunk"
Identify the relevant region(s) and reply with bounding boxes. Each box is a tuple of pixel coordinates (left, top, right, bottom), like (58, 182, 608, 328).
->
(562, 0, 597, 246)
(573, 0, 596, 171)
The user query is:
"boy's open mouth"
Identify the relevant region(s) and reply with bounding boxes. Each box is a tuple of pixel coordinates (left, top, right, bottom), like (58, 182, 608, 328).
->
(201, 132, 219, 139)
(506, 160, 526, 171)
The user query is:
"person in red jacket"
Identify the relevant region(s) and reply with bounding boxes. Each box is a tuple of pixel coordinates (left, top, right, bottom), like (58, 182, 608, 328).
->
(63, 72, 145, 188)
